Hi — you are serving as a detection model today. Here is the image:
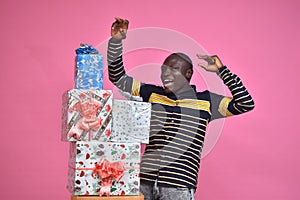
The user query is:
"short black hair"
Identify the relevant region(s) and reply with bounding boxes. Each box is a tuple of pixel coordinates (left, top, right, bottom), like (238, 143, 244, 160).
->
(167, 52, 193, 71)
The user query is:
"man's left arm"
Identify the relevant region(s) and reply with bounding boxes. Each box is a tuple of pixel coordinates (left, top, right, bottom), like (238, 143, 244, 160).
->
(197, 54, 255, 120)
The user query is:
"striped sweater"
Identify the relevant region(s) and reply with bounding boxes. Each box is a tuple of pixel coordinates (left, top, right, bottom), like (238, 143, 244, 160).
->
(107, 38, 255, 189)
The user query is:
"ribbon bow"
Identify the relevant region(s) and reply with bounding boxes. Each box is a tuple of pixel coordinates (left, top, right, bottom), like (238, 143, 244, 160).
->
(75, 43, 99, 54)
(69, 92, 101, 140)
(75, 100, 101, 130)
(93, 158, 125, 196)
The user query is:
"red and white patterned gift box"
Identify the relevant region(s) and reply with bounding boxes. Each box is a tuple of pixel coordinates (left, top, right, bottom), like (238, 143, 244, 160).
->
(67, 142, 141, 196)
(62, 89, 113, 142)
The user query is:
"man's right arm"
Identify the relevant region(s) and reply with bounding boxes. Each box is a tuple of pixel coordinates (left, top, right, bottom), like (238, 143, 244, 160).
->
(107, 38, 126, 86)
(107, 18, 142, 96)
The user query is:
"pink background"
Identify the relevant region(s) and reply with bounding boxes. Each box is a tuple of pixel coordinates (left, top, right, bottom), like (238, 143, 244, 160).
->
(1, 0, 299, 199)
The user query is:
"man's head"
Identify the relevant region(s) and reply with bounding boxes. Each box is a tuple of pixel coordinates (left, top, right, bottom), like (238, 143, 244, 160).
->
(160, 52, 193, 94)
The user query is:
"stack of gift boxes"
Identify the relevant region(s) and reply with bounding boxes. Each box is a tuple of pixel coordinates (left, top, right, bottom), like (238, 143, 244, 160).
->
(61, 44, 151, 199)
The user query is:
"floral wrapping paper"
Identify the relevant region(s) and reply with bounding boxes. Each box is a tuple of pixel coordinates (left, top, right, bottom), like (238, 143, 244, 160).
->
(71, 194, 144, 200)
(67, 142, 141, 196)
(75, 54, 103, 89)
(62, 89, 113, 142)
(110, 100, 151, 144)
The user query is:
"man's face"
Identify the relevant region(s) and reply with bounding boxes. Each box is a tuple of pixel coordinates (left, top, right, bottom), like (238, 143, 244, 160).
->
(160, 55, 192, 94)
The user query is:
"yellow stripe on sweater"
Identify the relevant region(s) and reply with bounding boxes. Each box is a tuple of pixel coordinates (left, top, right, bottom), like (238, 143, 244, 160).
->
(149, 93, 210, 113)
(131, 80, 141, 96)
(219, 97, 234, 116)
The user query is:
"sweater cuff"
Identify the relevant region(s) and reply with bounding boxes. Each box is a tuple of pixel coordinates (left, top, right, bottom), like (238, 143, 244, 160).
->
(216, 65, 227, 76)
(109, 37, 123, 44)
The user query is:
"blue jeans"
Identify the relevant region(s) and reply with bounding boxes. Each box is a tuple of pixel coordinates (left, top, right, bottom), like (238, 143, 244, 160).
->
(140, 180, 195, 200)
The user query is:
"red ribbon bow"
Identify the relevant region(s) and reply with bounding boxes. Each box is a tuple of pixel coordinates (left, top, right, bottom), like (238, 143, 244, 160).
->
(70, 92, 102, 140)
(93, 158, 125, 196)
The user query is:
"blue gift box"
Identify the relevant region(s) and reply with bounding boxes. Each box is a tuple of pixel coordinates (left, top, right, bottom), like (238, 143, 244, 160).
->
(74, 44, 103, 89)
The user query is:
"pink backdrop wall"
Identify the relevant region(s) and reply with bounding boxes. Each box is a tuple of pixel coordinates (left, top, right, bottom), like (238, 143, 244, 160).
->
(1, 0, 299, 199)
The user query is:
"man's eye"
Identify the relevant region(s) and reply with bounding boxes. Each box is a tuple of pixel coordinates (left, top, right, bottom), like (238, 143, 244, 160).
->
(161, 66, 168, 71)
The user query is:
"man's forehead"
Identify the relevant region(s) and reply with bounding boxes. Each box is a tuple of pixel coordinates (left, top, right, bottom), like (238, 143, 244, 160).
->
(163, 55, 188, 67)
(164, 55, 184, 63)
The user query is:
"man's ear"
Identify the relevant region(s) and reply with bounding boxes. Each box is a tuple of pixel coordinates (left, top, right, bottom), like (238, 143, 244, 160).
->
(186, 69, 193, 80)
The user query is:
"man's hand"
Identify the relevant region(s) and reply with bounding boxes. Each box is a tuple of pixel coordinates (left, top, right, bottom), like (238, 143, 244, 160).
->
(111, 17, 129, 40)
(197, 54, 224, 72)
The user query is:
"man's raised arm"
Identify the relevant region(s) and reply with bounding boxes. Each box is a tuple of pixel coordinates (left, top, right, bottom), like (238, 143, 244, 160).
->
(107, 17, 141, 96)
(197, 54, 255, 120)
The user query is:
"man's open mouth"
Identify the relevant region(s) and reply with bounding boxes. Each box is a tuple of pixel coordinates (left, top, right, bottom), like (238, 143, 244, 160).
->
(163, 79, 174, 85)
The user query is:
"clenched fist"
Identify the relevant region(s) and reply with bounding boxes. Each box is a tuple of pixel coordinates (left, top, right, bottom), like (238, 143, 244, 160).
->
(111, 17, 129, 40)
